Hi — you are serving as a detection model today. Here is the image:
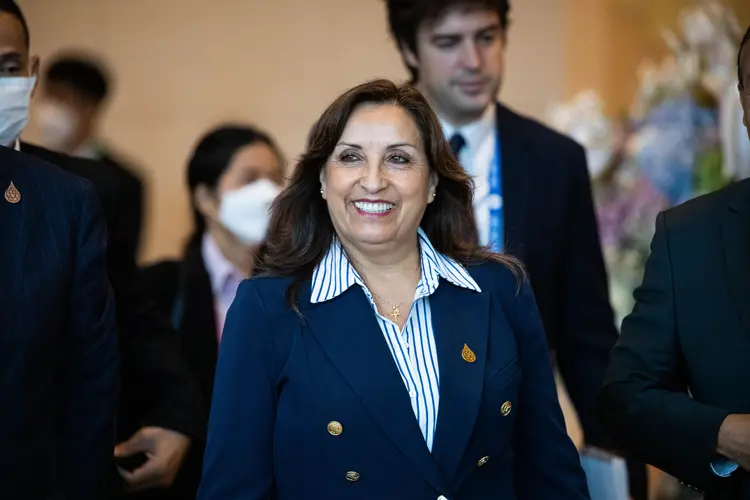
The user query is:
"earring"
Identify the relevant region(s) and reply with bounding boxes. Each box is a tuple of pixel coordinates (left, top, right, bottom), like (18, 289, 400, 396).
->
(320, 189, 324, 195)
(431, 192, 436, 198)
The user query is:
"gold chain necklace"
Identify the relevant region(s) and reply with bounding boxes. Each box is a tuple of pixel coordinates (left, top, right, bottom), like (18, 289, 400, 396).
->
(371, 292, 403, 323)
(341, 247, 408, 324)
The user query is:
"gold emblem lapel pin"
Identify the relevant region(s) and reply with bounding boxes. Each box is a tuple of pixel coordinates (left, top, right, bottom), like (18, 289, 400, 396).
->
(4, 181, 20, 204)
(462, 343, 476, 363)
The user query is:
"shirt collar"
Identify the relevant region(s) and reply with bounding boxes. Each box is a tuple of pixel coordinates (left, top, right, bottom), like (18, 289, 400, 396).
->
(310, 227, 481, 304)
(14, 139, 20, 151)
(202, 233, 244, 295)
(439, 104, 496, 153)
(74, 140, 105, 160)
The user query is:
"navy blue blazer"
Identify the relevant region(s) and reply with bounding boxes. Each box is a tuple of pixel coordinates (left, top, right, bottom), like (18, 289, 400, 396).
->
(0, 147, 119, 499)
(198, 260, 590, 499)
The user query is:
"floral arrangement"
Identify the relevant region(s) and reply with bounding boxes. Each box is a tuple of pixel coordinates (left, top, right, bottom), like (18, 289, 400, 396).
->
(547, 0, 745, 324)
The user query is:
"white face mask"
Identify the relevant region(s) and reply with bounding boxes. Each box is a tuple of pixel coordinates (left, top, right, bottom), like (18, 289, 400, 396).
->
(218, 178, 281, 246)
(0, 76, 36, 147)
(34, 101, 78, 151)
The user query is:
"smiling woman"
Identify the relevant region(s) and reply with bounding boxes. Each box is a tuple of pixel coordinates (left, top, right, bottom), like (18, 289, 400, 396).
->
(262, 78, 513, 306)
(197, 79, 591, 500)
(322, 103, 437, 276)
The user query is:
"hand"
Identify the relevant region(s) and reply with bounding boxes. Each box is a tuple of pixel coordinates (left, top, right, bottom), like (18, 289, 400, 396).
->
(114, 426, 192, 492)
(717, 414, 750, 470)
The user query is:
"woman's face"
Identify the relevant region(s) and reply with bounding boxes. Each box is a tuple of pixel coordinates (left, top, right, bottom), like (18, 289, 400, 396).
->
(217, 142, 281, 194)
(320, 103, 438, 252)
(195, 142, 282, 242)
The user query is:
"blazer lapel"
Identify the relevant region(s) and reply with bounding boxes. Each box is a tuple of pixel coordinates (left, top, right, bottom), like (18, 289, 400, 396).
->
(496, 103, 533, 261)
(179, 247, 220, 399)
(721, 194, 750, 337)
(302, 286, 446, 492)
(430, 280, 490, 484)
(0, 166, 27, 306)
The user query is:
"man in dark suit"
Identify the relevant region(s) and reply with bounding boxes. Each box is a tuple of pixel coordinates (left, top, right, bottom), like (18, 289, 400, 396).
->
(25, 137, 205, 499)
(383, 1, 644, 496)
(0, 2, 205, 497)
(598, 27, 750, 499)
(33, 52, 145, 260)
(0, 146, 118, 496)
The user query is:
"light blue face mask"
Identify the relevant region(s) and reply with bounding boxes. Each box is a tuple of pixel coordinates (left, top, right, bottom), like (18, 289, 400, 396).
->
(0, 76, 36, 148)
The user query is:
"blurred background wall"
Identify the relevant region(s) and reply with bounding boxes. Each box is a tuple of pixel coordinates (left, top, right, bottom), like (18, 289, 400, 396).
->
(19, 0, 750, 261)
(566, 0, 750, 114)
(20, 0, 565, 262)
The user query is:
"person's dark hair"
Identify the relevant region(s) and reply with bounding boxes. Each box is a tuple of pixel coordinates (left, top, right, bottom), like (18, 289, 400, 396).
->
(261, 78, 522, 310)
(45, 54, 111, 104)
(384, 0, 511, 82)
(0, 0, 30, 49)
(186, 124, 284, 239)
(739, 26, 750, 90)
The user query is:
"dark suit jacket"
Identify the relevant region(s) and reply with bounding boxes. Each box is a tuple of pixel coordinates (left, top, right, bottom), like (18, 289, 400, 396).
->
(139, 239, 220, 498)
(198, 261, 590, 499)
(98, 148, 146, 260)
(141, 239, 220, 409)
(496, 103, 619, 448)
(598, 179, 750, 498)
(140, 237, 267, 497)
(19, 143, 205, 497)
(21, 142, 140, 276)
(0, 147, 119, 499)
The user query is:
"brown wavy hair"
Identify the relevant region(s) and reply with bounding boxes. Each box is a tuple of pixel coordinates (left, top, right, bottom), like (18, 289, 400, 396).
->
(260, 78, 523, 309)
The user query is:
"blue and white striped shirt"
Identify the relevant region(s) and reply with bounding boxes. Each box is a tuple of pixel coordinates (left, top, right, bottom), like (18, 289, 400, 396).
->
(310, 228, 481, 451)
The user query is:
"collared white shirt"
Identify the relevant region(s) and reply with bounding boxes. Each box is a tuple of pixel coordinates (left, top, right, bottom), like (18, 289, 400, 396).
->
(310, 228, 481, 451)
(74, 140, 106, 161)
(440, 105, 497, 246)
(202, 233, 245, 341)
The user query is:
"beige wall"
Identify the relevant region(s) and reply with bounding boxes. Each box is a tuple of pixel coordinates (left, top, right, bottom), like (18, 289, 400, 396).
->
(20, 0, 565, 263)
(18, 0, 750, 261)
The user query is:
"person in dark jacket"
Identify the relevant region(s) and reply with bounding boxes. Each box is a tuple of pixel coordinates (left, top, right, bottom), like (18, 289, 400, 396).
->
(141, 124, 285, 494)
(0, 2, 206, 497)
(381, 1, 645, 496)
(33, 51, 146, 259)
(598, 26, 750, 500)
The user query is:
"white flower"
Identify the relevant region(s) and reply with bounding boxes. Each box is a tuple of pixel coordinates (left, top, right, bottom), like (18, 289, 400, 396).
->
(661, 28, 684, 54)
(679, 7, 715, 47)
(676, 52, 700, 82)
(546, 91, 613, 177)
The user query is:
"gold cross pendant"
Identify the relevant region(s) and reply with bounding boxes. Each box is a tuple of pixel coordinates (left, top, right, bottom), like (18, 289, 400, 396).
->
(391, 305, 400, 323)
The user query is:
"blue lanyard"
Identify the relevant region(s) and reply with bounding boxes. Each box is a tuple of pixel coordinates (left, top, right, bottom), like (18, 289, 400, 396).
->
(487, 134, 503, 252)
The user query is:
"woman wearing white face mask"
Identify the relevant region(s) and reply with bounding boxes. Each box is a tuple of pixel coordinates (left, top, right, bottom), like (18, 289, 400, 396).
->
(139, 124, 284, 498)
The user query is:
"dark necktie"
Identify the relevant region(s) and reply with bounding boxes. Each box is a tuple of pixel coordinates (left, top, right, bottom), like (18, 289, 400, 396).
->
(449, 133, 466, 158)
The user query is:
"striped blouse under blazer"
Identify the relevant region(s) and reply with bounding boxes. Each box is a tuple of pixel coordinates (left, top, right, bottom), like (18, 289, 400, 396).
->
(310, 227, 481, 451)
(199, 229, 591, 500)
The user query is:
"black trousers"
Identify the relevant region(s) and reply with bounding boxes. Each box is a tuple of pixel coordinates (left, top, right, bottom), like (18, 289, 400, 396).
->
(627, 458, 648, 500)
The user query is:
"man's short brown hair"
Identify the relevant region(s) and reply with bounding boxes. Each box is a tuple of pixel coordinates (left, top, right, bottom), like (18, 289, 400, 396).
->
(739, 26, 750, 89)
(384, 0, 511, 82)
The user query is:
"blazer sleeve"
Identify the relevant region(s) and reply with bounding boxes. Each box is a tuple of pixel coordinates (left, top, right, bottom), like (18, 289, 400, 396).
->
(556, 144, 619, 448)
(59, 181, 119, 499)
(597, 212, 731, 488)
(198, 279, 278, 500)
(508, 275, 591, 499)
(113, 267, 206, 440)
(113, 172, 145, 264)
